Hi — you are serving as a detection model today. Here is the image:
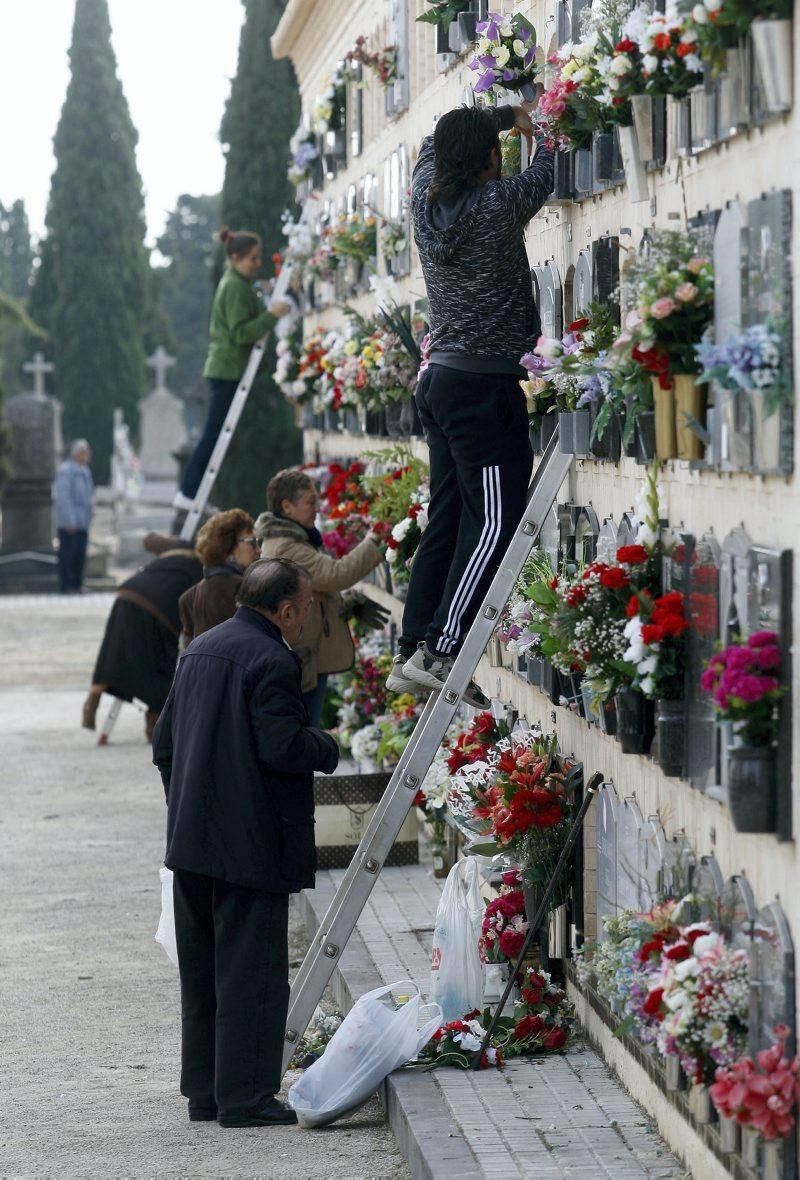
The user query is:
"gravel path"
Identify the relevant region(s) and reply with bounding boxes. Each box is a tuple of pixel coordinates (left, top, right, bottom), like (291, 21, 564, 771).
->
(1, 594, 410, 1179)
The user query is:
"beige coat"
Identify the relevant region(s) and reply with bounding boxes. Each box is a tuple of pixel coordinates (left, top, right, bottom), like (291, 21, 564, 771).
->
(254, 512, 383, 692)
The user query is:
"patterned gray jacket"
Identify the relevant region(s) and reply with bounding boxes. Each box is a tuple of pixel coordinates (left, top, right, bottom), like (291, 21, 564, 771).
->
(412, 106, 555, 376)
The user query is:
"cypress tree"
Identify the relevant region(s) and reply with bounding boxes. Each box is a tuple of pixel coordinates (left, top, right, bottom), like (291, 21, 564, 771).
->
(213, 0, 302, 512)
(31, 0, 149, 479)
(0, 200, 33, 399)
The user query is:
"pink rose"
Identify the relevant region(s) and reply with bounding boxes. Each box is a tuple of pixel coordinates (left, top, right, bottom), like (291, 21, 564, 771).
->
(687, 256, 709, 274)
(650, 297, 676, 319)
(675, 282, 698, 303)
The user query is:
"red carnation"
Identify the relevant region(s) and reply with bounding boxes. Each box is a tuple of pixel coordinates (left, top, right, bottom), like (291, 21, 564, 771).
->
(638, 939, 664, 964)
(614, 38, 637, 53)
(474, 712, 496, 735)
(616, 544, 649, 566)
(599, 567, 630, 590)
(663, 941, 690, 961)
(543, 1027, 568, 1050)
(643, 987, 665, 1017)
(515, 1014, 546, 1039)
(499, 928, 526, 958)
(641, 623, 664, 645)
(521, 986, 544, 1007)
(568, 316, 590, 333)
(653, 32, 672, 50)
(625, 594, 641, 619)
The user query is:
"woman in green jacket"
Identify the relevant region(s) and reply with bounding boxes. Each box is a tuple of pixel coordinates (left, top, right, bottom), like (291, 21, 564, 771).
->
(174, 228, 289, 510)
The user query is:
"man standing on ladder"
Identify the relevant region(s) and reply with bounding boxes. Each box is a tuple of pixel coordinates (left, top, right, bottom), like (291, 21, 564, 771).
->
(386, 101, 554, 706)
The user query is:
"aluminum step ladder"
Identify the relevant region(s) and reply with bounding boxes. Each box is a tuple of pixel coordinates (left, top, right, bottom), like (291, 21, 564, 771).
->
(281, 428, 573, 1074)
(96, 200, 316, 745)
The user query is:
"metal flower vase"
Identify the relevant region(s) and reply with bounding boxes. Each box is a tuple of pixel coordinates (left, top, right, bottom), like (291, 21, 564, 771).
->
(630, 95, 654, 162)
(742, 1126, 760, 1169)
(718, 1115, 741, 1154)
(688, 1082, 712, 1124)
(652, 378, 677, 459)
(614, 687, 654, 755)
(558, 410, 591, 456)
(635, 412, 657, 464)
(728, 746, 777, 832)
(592, 132, 615, 182)
(674, 374, 706, 461)
(655, 699, 685, 778)
(751, 19, 793, 113)
(763, 1138, 784, 1180)
(665, 1053, 685, 1091)
(617, 123, 649, 203)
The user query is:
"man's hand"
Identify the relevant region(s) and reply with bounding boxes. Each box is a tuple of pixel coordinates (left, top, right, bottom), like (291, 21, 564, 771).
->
(512, 97, 541, 151)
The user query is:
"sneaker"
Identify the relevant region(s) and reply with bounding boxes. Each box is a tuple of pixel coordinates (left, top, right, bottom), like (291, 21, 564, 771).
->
(386, 654, 429, 697)
(172, 491, 195, 511)
(218, 1097, 298, 1127)
(402, 645, 491, 710)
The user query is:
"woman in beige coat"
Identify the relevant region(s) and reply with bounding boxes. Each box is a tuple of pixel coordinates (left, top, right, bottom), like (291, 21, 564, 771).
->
(255, 469, 389, 724)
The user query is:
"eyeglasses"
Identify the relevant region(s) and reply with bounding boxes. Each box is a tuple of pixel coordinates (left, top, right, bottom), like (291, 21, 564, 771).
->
(239, 537, 260, 549)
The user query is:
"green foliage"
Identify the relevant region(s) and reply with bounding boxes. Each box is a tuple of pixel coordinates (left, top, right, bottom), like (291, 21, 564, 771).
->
(0, 289, 45, 492)
(155, 193, 220, 399)
(417, 0, 470, 30)
(29, 0, 150, 480)
(0, 201, 35, 401)
(360, 444, 429, 523)
(212, 0, 302, 513)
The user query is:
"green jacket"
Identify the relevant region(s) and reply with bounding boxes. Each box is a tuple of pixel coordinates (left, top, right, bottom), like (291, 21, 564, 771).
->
(202, 266, 276, 380)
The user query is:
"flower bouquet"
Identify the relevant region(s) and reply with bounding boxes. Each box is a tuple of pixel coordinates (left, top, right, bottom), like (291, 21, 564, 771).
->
(468, 11, 538, 101)
(480, 869, 528, 964)
(710, 1023, 800, 1142)
(346, 35, 398, 87)
(614, 233, 714, 459)
(312, 61, 353, 135)
(288, 124, 319, 188)
(386, 488, 430, 585)
(695, 322, 793, 420)
(701, 630, 784, 831)
(537, 39, 607, 150)
(330, 214, 378, 266)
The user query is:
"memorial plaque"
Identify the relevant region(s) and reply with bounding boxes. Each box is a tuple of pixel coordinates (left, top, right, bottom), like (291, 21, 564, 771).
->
(557, 0, 592, 47)
(538, 261, 563, 340)
(686, 532, 722, 792)
(745, 191, 793, 476)
(574, 505, 600, 565)
(349, 65, 364, 158)
(573, 249, 593, 319)
(617, 512, 637, 549)
(689, 854, 724, 925)
(540, 503, 561, 576)
(616, 798, 644, 913)
(596, 782, 619, 937)
(719, 527, 753, 798)
(596, 516, 618, 564)
(638, 815, 666, 910)
(720, 874, 756, 951)
(750, 902, 796, 1058)
(662, 832, 697, 902)
(713, 201, 750, 470)
(592, 236, 620, 317)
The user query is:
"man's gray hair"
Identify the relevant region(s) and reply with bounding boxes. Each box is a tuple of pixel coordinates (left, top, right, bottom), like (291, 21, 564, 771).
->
(70, 438, 90, 457)
(236, 558, 311, 613)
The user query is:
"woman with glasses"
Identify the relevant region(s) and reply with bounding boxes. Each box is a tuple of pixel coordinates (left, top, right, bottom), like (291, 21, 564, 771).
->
(178, 509, 260, 644)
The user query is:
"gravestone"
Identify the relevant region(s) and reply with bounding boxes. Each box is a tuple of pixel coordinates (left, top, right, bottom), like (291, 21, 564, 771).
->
(596, 783, 619, 937)
(686, 532, 722, 792)
(616, 797, 644, 913)
(596, 516, 618, 564)
(592, 237, 620, 318)
(537, 262, 563, 340)
(689, 853, 724, 925)
(745, 191, 793, 475)
(0, 353, 62, 592)
(720, 874, 756, 951)
(539, 503, 561, 577)
(574, 505, 600, 566)
(138, 348, 186, 481)
(662, 832, 696, 901)
(573, 250, 593, 319)
(638, 815, 666, 910)
(750, 902, 796, 1062)
(713, 201, 749, 470)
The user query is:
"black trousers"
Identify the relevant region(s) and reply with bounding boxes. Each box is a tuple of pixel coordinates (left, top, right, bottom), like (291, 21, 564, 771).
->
(57, 528, 88, 593)
(172, 868, 290, 1119)
(180, 378, 239, 498)
(399, 365, 532, 660)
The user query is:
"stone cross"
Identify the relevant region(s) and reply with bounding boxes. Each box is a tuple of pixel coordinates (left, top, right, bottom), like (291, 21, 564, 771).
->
(146, 347, 176, 391)
(22, 352, 54, 397)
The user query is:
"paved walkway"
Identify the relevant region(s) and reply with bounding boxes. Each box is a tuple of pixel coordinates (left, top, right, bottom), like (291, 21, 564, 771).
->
(301, 869, 689, 1179)
(1, 594, 409, 1179)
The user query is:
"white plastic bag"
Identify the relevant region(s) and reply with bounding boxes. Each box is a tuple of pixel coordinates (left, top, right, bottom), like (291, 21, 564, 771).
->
(154, 865, 179, 967)
(430, 858, 484, 1022)
(287, 979, 441, 1128)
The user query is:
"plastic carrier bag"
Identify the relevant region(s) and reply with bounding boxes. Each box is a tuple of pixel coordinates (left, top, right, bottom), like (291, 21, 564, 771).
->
(430, 858, 484, 1022)
(287, 979, 441, 1128)
(154, 865, 179, 968)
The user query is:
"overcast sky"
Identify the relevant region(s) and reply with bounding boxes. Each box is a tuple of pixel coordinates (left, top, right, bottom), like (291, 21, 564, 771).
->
(1, 0, 245, 246)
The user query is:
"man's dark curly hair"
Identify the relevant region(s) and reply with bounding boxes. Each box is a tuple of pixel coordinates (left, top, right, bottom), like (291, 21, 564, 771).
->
(195, 508, 254, 566)
(427, 107, 500, 205)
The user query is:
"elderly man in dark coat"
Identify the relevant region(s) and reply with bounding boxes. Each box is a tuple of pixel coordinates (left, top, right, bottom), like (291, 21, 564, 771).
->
(152, 558, 339, 1128)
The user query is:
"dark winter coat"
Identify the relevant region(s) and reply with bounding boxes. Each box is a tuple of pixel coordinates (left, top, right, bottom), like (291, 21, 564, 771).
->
(152, 606, 340, 893)
(178, 562, 243, 643)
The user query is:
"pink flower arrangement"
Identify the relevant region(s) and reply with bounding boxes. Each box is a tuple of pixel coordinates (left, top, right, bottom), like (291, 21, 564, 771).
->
(710, 1025, 800, 1139)
(701, 631, 784, 746)
(479, 869, 529, 963)
(650, 297, 677, 319)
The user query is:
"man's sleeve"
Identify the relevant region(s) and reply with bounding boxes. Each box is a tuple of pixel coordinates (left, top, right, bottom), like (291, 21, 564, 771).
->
(151, 690, 175, 800)
(497, 139, 555, 225)
(249, 665, 339, 778)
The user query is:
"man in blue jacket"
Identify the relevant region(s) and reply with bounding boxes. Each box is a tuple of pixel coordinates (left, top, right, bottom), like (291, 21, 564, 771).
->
(386, 103, 554, 706)
(152, 558, 339, 1127)
(53, 438, 94, 593)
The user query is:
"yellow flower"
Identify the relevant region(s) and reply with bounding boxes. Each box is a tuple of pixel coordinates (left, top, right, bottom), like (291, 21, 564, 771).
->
(561, 59, 578, 78)
(343, 339, 358, 355)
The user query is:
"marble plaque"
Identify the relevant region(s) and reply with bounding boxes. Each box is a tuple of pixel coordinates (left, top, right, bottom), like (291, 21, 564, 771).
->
(573, 250, 593, 319)
(751, 902, 796, 1057)
(616, 798, 644, 914)
(713, 201, 750, 470)
(597, 517, 618, 565)
(596, 783, 619, 938)
(720, 874, 756, 951)
(574, 505, 600, 566)
(689, 854, 723, 924)
(638, 815, 666, 910)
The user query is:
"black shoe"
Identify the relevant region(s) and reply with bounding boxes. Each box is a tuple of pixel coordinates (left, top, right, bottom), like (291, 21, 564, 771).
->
(188, 1106, 218, 1122)
(218, 1098, 298, 1127)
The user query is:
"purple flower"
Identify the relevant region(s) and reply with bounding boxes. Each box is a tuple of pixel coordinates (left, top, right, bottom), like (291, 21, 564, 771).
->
(754, 645, 781, 670)
(477, 13, 503, 40)
(502, 68, 519, 82)
(472, 70, 497, 94)
(523, 45, 537, 66)
(477, 53, 498, 68)
(520, 351, 553, 374)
